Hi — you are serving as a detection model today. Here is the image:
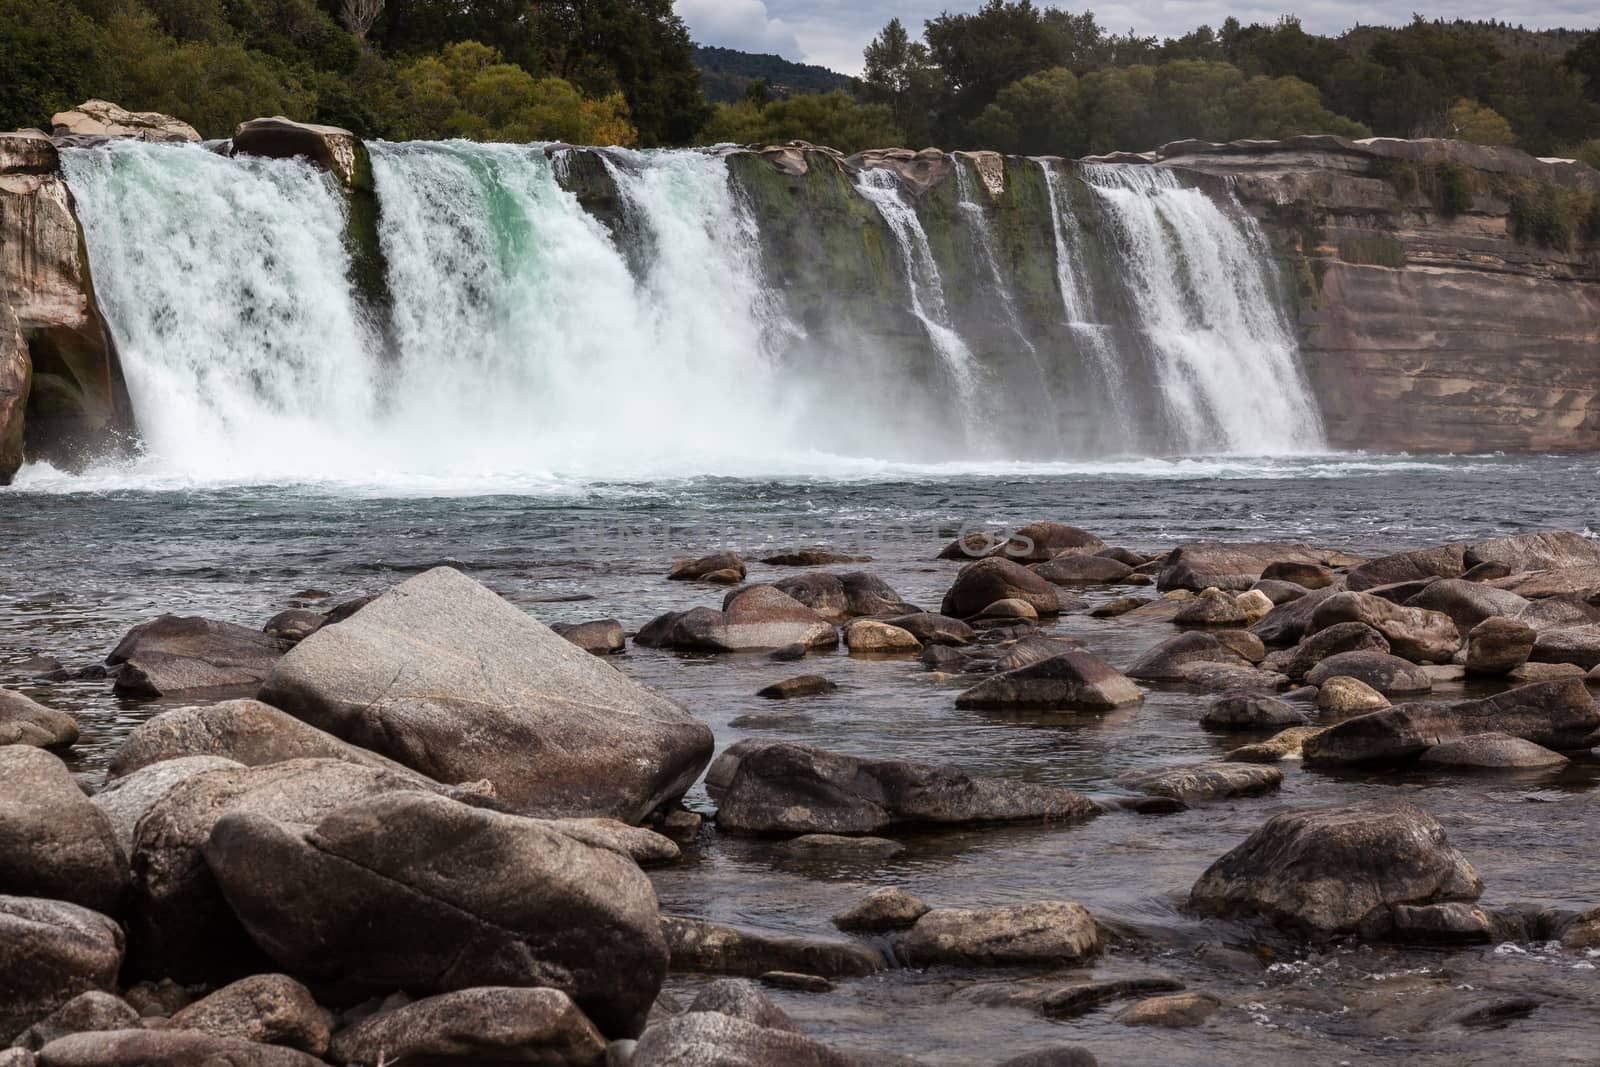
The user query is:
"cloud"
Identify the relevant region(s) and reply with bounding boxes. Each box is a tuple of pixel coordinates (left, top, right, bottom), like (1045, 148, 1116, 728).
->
(675, 0, 805, 58)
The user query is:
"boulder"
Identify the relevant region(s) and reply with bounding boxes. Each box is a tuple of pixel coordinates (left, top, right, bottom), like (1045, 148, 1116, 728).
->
(231, 117, 366, 190)
(90, 756, 243, 859)
(1249, 585, 1345, 645)
(0, 897, 123, 1044)
(1177, 662, 1288, 693)
(0, 749, 127, 915)
(1004, 523, 1107, 563)
(756, 675, 836, 700)
(1404, 580, 1530, 632)
(844, 619, 921, 654)
(993, 1050, 1099, 1067)
(32, 1031, 322, 1065)
(204, 790, 667, 1038)
(1250, 579, 1309, 605)
(760, 548, 869, 567)
(1260, 621, 1389, 681)
(544, 818, 680, 867)
(1200, 692, 1308, 731)
(991, 635, 1086, 673)
(1158, 543, 1325, 592)
(883, 613, 974, 646)
(1515, 594, 1600, 631)
(0, 691, 77, 750)
(1465, 616, 1535, 675)
(631, 1013, 853, 1067)
(1212, 629, 1266, 663)
(1125, 632, 1245, 681)
(1303, 679, 1600, 765)
(1530, 623, 1600, 670)
(972, 598, 1039, 623)
(832, 888, 930, 933)
(1260, 561, 1334, 589)
(637, 586, 838, 654)
(326, 987, 605, 1067)
(262, 610, 325, 647)
(770, 573, 848, 621)
(1496, 567, 1600, 600)
(50, 100, 199, 142)
(940, 558, 1060, 619)
(685, 979, 797, 1032)
(127, 758, 438, 984)
(1172, 590, 1256, 627)
(1465, 531, 1600, 574)
(837, 572, 919, 617)
(1029, 556, 1133, 585)
(711, 741, 1100, 835)
(1226, 725, 1324, 763)
(1188, 802, 1482, 939)
(0, 129, 57, 175)
(1303, 651, 1432, 695)
(1089, 596, 1149, 618)
(106, 616, 283, 700)
(1560, 907, 1600, 950)
(549, 619, 625, 655)
(259, 567, 712, 819)
(898, 902, 1099, 967)
(106, 700, 419, 782)
(1307, 592, 1460, 663)
(954, 652, 1143, 712)
(1315, 676, 1389, 714)
(1345, 545, 1466, 592)
(9, 993, 137, 1053)
(1416, 733, 1569, 770)
(936, 532, 1004, 560)
(1112, 763, 1282, 803)
(660, 917, 884, 978)
(0, 289, 24, 485)
(668, 551, 746, 584)
(168, 975, 328, 1055)
(1112, 992, 1221, 1028)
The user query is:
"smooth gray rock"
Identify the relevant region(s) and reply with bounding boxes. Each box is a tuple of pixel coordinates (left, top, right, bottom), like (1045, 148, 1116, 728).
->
(1465, 616, 1536, 675)
(1125, 632, 1244, 681)
(0, 749, 127, 915)
(0, 897, 123, 1046)
(1404, 579, 1530, 632)
(637, 586, 838, 653)
(9, 994, 136, 1053)
(106, 616, 283, 700)
(1260, 621, 1389, 681)
(0, 691, 78, 750)
(1158, 543, 1326, 592)
(1417, 732, 1569, 770)
(33, 1030, 322, 1066)
(1113, 763, 1282, 803)
(1029, 556, 1133, 585)
(1531, 623, 1600, 670)
(899, 902, 1099, 967)
(685, 979, 798, 1033)
(832, 887, 930, 933)
(327, 986, 606, 1066)
(1200, 692, 1308, 731)
(550, 619, 626, 656)
(1303, 651, 1433, 695)
(631, 1013, 852, 1067)
(91, 757, 243, 860)
(955, 653, 1143, 712)
(1345, 545, 1466, 592)
(1308, 592, 1460, 663)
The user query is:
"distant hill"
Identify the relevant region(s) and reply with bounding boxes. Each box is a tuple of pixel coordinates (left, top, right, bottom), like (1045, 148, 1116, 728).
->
(693, 46, 855, 104)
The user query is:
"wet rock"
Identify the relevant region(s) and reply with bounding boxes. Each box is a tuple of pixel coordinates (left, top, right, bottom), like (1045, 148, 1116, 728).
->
(1125, 632, 1245, 681)
(1385, 901, 1504, 943)
(1308, 592, 1460, 663)
(844, 619, 921, 654)
(1345, 545, 1466, 592)
(121, 980, 190, 1019)
(106, 616, 283, 700)
(205, 790, 667, 1038)
(1089, 597, 1148, 618)
(1200, 692, 1308, 731)
(262, 610, 325, 647)
(639, 586, 838, 654)
(771, 573, 850, 621)
(768, 643, 807, 662)
(656, 809, 702, 844)
(1261, 561, 1335, 589)
(1461, 561, 1512, 581)
(90, 756, 242, 859)
(327, 986, 605, 1067)
(1417, 732, 1569, 770)
(1159, 543, 1326, 592)
(1188, 802, 1482, 939)
(550, 619, 626, 655)
(320, 596, 375, 626)
(757, 675, 836, 700)
(955, 652, 1143, 712)
(1029, 556, 1132, 585)
(1404, 579, 1530, 632)
(51, 99, 200, 142)
(0, 691, 78, 750)
(660, 917, 884, 978)
(1112, 991, 1221, 1028)
(899, 902, 1099, 967)
(1226, 726, 1324, 762)
(780, 833, 903, 859)
(884, 613, 974, 646)
(1465, 616, 1536, 675)
(668, 552, 746, 584)
(686, 979, 797, 1031)
(1032, 978, 1185, 1020)
(837, 572, 919, 617)
(760, 549, 869, 567)
(1176, 662, 1288, 693)
(937, 532, 1004, 560)
(832, 887, 929, 932)
(1261, 621, 1390, 681)
(32, 1030, 322, 1065)
(1249, 579, 1309, 605)
(1113, 763, 1282, 803)
(972, 598, 1039, 623)
(0, 749, 127, 915)
(711, 741, 1100, 835)
(547, 818, 680, 866)
(729, 711, 813, 730)
(260, 567, 713, 820)
(0, 897, 123, 1045)
(1304, 651, 1432, 695)
(630, 1012, 851, 1067)
(1315, 675, 1389, 714)
(168, 975, 327, 1055)
(1530, 623, 1600, 670)
(758, 972, 832, 993)
(992, 1049, 1099, 1067)
(940, 558, 1061, 619)
(1249, 585, 1345, 645)
(1004, 523, 1107, 564)
(991, 636, 1086, 674)
(1212, 630, 1266, 663)
(1559, 906, 1600, 949)
(1304, 679, 1600, 765)
(106, 700, 419, 783)
(921, 645, 975, 673)
(1466, 530, 1600, 573)
(9, 994, 137, 1053)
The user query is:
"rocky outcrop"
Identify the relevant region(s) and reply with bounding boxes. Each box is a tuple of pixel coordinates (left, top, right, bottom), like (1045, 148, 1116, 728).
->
(51, 101, 200, 143)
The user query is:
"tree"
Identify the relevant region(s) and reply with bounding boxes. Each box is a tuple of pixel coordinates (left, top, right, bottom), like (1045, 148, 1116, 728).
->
(0, 0, 102, 130)
(1446, 97, 1514, 144)
(1225, 74, 1370, 139)
(700, 91, 902, 154)
(861, 17, 940, 144)
(339, 0, 383, 43)
(1075, 64, 1155, 153)
(963, 67, 1080, 153)
(1564, 31, 1600, 101)
(743, 78, 770, 108)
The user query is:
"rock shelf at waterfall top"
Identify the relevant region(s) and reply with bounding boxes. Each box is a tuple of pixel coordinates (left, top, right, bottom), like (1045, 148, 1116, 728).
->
(2, 498, 1600, 1067)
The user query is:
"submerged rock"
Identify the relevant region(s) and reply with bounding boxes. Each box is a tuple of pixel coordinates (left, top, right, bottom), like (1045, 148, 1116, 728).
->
(0, 690, 78, 750)
(668, 551, 746, 584)
(1226, 725, 1324, 762)
(327, 987, 605, 1067)
(259, 566, 712, 820)
(1113, 762, 1282, 803)
(898, 902, 1099, 967)
(1113, 992, 1221, 1028)
(756, 675, 836, 700)
(107, 615, 283, 700)
(760, 548, 870, 566)
(1030, 556, 1133, 585)
(1200, 691, 1308, 731)
(832, 887, 930, 932)
(0, 749, 127, 916)
(955, 652, 1143, 712)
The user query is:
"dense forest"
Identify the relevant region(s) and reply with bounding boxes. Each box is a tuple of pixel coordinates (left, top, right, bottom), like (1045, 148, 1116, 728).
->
(2, 0, 1598, 163)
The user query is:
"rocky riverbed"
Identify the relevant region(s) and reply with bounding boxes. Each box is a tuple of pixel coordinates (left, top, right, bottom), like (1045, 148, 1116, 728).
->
(2, 466, 1599, 1066)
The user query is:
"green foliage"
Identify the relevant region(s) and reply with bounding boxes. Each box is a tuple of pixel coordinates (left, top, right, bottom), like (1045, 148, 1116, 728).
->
(1338, 235, 1407, 267)
(701, 92, 901, 155)
(1426, 160, 1474, 216)
(964, 67, 1079, 154)
(1509, 184, 1571, 248)
(0, 0, 103, 130)
(1577, 138, 1600, 169)
(1369, 158, 1421, 200)
(1446, 97, 1514, 145)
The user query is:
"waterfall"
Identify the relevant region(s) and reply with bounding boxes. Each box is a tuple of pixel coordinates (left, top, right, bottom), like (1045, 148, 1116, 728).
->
(1079, 163, 1323, 453)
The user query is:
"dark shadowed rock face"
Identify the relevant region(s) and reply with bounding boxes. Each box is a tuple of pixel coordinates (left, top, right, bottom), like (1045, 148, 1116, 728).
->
(0, 896, 124, 1045)
(549, 618, 625, 655)
(1158, 543, 1325, 592)
(710, 740, 1101, 836)
(954, 652, 1143, 711)
(1261, 621, 1389, 681)
(259, 566, 712, 820)
(0, 748, 127, 916)
(1003, 523, 1107, 563)
(885, 612, 975, 646)
(941, 557, 1061, 619)
(1188, 802, 1482, 940)
(9, 991, 137, 1053)
(327, 986, 606, 1067)
(106, 615, 283, 700)
(203, 790, 667, 1038)
(1250, 584, 1346, 645)
(1303, 679, 1600, 765)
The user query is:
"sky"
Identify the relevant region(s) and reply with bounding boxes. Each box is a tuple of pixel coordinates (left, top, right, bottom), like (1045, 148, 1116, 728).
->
(673, 0, 1600, 76)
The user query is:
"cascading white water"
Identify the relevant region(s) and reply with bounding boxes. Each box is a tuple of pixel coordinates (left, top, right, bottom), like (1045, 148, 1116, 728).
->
(953, 164, 1032, 354)
(1080, 163, 1323, 453)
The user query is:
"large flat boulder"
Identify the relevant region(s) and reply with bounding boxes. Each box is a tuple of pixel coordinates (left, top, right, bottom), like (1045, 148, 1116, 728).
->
(1307, 592, 1460, 663)
(51, 100, 200, 142)
(0, 749, 127, 915)
(898, 902, 1099, 967)
(1465, 531, 1600, 574)
(0, 897, 123, 1045)
(0, 690, 78, 751)
(1188, 802, 1482, 939)
(204, 790, 666, 1038)
(710, 741, 1100, 835)
(326, 987, 606, 1067)
(259, 567, 712, 820)
(1345, 545, 1466, 592)
(1157, 543, 1325, 592)
(231, 117, 366, 191)
(636, 586, 838, 653)
(1303, 679, 1600, 765)
(106, 616, 283, 700)
(954, 652, 1143, 711)
(33, 1030, 322, 1065)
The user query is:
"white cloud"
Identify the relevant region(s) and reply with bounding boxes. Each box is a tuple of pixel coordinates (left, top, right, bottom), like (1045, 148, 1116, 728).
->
(675, 0, 805, 58)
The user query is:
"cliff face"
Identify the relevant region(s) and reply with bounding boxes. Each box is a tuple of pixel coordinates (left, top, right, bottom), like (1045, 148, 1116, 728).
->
(1156, 136, 1600, 452)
